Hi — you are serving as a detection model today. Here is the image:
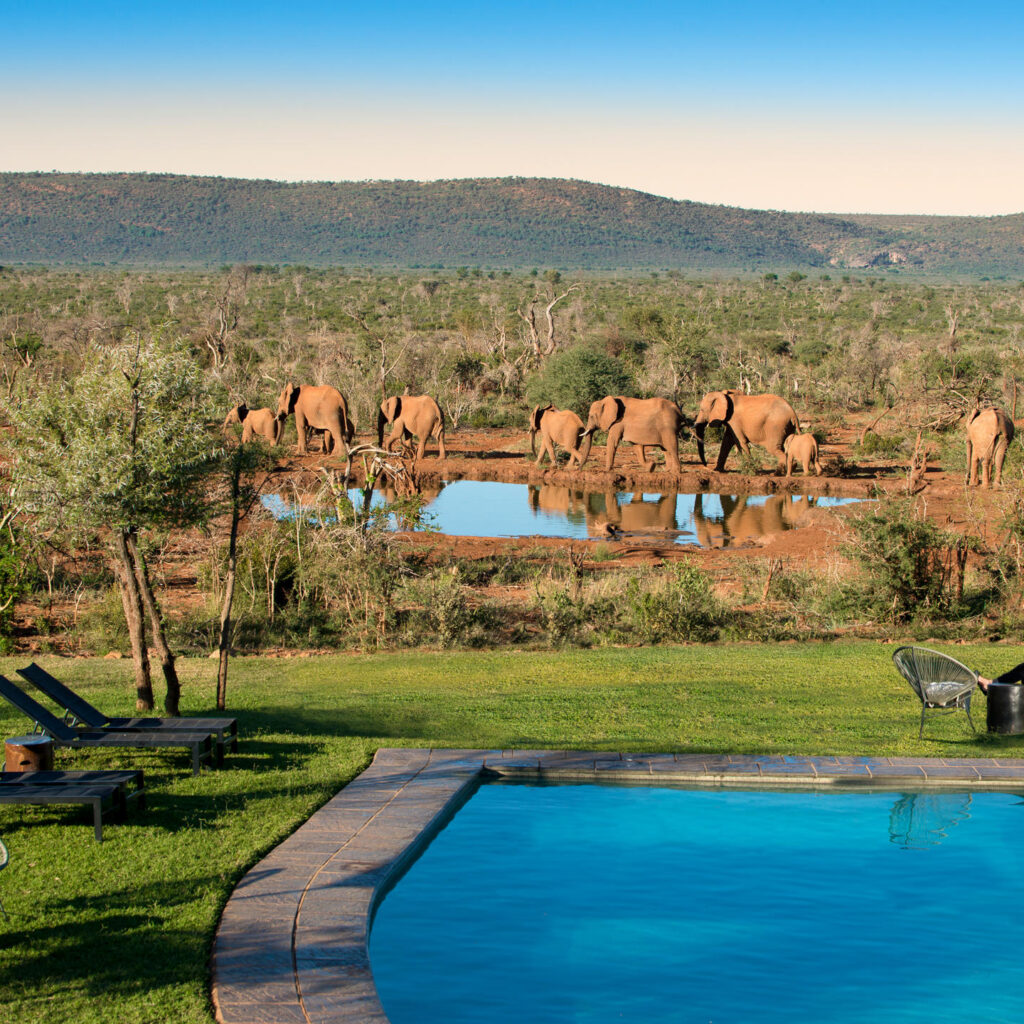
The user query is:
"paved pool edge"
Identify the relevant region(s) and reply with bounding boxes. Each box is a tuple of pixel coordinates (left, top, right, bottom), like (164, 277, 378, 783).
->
(211, 749, 1024, 1023)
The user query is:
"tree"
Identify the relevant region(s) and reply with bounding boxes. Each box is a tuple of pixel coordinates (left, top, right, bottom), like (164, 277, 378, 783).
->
(14, 336, 220, 712)
(215, 438, 276, 710)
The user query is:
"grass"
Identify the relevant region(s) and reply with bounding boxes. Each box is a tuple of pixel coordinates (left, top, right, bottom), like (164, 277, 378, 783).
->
(0, 641, 1022, 1023)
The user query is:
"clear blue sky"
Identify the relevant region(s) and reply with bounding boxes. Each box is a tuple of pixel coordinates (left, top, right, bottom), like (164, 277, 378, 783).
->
(3, 1, 1022, 214)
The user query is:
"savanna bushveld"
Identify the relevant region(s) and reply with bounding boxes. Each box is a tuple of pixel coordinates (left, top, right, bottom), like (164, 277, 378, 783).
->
(1, 264, 1024, 671)
(3, 264, 1024, 1024)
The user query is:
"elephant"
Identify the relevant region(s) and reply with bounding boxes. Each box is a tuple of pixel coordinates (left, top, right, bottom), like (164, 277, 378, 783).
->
(529, 405, 587, 467)
(377, 394, 447, 459)
(276, 382, 353, 456)
(581, 396, 685, 472)
(691, 492, 809, 548)
(966, 406, 1014, 487)
(784, 432, 822, 477)
(223, 403, 280, 445)
(693, 390, 799, 473)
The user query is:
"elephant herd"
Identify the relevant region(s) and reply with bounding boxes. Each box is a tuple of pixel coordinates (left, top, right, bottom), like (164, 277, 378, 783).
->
(531, 390, 820, 477)
(223, 383, 1016, 488)
(223, 385, 446, 459)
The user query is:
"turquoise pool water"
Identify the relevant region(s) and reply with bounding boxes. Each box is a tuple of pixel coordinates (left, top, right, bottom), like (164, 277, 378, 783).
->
(369, 782, 1023, 1023)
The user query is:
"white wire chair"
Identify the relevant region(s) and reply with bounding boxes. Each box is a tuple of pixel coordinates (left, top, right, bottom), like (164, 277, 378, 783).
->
(892, 646, 979, 738)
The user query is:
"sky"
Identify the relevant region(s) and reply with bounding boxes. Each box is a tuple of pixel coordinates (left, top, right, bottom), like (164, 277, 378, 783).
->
(2, 0, 1022, 215)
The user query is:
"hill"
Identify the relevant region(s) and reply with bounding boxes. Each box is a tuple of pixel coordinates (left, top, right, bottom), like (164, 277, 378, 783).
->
(0, 172, 1021, 274)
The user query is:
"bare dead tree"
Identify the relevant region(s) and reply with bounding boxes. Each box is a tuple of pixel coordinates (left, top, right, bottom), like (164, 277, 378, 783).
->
(518, 300, 540, 358)
(542, 284, 581, 357)
(341, 307, 409, 399)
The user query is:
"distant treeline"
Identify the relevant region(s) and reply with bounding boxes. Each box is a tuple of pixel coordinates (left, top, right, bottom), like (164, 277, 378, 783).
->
(1, 172, 1022, 275)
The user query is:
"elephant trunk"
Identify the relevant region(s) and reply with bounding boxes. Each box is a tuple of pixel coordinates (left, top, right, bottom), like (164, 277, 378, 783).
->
(577, 429, 593, 466)
(694, 420, 708, 466)
(376, 407, 387, 448)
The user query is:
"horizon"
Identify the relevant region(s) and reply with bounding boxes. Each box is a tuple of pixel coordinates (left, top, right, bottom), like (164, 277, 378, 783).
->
(3, 1, 1022, 217)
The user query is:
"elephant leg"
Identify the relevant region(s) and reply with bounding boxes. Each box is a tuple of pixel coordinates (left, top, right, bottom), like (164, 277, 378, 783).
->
(663, 437, 680, 473)
(715, 429, 737, 472)
(636, 445, 654, 473)
(543, 436, 558, 465)
(605, 425, 624, 470)
(994, 438, 1009, 486)
(966, 442, 976, 486)
(295, 411, 308, 454)
(785, 453, 793, 477)
(416, 437, 428, 459)
(436, 427, 447, 460)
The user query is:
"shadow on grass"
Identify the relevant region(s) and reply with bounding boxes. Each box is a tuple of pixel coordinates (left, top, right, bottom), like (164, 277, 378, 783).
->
(0, 875, 238, 1009)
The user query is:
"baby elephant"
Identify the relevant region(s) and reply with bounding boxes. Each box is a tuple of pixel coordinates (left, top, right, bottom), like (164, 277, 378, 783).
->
(783, 432, 822, 477)
(224, 403, 280, 445)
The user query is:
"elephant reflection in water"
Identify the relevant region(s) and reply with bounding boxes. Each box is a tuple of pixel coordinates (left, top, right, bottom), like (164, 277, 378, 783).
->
(691, 493, 819, 548)
(527, 485, 679, 537)
(374, 481, 446, 528)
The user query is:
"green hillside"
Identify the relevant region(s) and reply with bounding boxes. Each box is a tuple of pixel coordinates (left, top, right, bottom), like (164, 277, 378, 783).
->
(0, 172, 1021, 274)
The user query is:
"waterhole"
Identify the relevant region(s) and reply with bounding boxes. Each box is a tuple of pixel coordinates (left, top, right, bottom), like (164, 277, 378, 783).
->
(262, 480, 864, 547)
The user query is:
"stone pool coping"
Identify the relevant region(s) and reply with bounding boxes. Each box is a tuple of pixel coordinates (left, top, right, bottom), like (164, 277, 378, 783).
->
(211, 748, 1024, 1023)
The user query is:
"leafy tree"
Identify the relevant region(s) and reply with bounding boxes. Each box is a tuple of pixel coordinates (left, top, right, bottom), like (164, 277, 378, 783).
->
(14, 336, 220, 712)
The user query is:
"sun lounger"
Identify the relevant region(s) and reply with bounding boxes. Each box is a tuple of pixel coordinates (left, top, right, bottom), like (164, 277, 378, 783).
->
(17, 662, 238, 765)
(0, 675, 214, 776)
(0, 768, 146, 841)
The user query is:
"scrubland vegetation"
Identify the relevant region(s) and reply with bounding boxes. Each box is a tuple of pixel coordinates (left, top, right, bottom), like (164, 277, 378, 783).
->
(3, 265, 1024, 666)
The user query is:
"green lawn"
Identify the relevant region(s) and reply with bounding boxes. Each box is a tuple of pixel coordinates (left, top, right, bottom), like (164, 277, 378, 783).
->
(0, 642, 1021, 1023)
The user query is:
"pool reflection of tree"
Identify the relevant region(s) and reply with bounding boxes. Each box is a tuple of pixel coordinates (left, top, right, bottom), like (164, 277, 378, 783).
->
(888, 793, 973, 849)
(526, 486, 825, 547)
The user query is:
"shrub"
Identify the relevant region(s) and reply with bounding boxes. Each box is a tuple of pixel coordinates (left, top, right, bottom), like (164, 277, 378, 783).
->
(845, 500, 972, 622)
(624, 564, 723, 643)
(525, 346, 632, 413)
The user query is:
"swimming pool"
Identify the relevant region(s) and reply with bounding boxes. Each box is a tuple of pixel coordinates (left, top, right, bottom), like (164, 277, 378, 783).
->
(370, 781, 1023, 1024)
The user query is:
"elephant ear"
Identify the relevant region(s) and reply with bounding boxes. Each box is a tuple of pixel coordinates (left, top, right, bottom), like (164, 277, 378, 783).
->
(784, 433, 794, 452)
(708, 391, 733, 423)
(381, 396, 401, 421)
(967, 407, 981, 427)
(531, 404, 553, 431)
(600, 397, 625, 431)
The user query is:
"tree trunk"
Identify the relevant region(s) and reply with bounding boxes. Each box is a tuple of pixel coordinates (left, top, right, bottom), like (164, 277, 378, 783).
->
(216, 495, 242, 711)
(112, 530, 154, 710)
(126, 533, 181, 716)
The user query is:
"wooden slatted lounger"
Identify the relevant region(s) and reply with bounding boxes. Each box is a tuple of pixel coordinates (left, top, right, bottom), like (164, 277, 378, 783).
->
(0, 676, 215, 776)
(17, 662, 238, 766)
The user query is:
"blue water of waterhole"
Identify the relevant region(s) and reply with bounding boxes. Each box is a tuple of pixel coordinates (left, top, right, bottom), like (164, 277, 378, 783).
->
(369, 782, 1024, 1024)
(262, 480, 863, 546)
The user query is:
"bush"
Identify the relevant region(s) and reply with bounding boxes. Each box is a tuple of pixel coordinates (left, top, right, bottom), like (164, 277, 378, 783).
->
(857, 431, 908, 458)
(845, 500, 971, 622)
(624, 564, 723, 643)
(525, 346, 632, 414)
